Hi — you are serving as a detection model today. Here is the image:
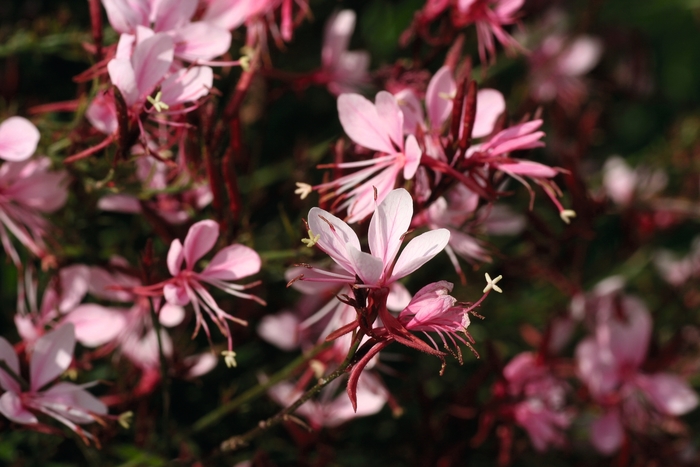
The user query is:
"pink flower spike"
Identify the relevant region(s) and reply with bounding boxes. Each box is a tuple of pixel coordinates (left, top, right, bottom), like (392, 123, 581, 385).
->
(0, 117, 40, 162)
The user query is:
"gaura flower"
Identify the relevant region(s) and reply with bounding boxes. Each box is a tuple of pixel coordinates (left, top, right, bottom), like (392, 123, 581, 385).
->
(0, 324, 107, 443)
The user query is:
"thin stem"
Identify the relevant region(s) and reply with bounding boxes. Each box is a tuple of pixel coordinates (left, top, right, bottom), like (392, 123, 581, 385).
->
(191, 340, 331, 434)
(219, 335, 364, 452)
(148, 301, 171, 455)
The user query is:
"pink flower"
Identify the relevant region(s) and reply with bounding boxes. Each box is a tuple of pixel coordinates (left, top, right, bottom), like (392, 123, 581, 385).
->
(0, 324, 107, 442)
(0, 157, 68, 264)
(102, 0, 231, 62)
(602, 156, 667, 206)
(160, 220, 264, 350)
(107, 31, 214, 114)
(453, 0, 525, 64)
(575, 296, 698, 454)
(309, 93, 422, 223)
(529, 35, 602, 108)
(300, 188, 450, 288)
(318, 10, 370, 95)
(503, 352, 571, 451)
(0, 117, 40, 162)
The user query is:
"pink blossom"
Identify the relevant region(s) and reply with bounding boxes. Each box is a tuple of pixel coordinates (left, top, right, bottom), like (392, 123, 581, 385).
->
(300, 188, 449, 288)
(318, 10, 370, 95)
(653, 237, 700, 287)
(529, 35, 602, 107)
(107, 31, 214, 113)
(602, 156, 667, 206)
(575, 296, 698, 454)
(267, 372, 388, 429)
(0, 157, 68, 264)
(309, 93, 422, 223)
(0, 324, 107, 442)
(146, 220, 265, 351)
(453, 0, 525, 64)
(0, 117, 40, 162)
(503, 352, 571, 451)
(102, 0, 231, 62)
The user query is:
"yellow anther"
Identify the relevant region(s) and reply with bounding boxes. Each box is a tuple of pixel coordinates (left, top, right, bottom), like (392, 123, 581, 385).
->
(560, 209, 577, 224)
(221, 350, 237, 368)
(118, 411, 134, 429)
(301, 229, 320, 248)
(146, 91, 169, 112)
(294, 182, 313, 199)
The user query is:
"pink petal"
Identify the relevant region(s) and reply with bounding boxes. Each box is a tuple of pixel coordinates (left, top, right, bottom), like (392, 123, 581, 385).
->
(426, 66, 456, 130)
(164, 283, 190, 306)
(636, 374, 699, 416)
(107, 58, 139, 106)
(497, 160, 558, 178)
(159, 303, 185, 327)
(375, 91, 404, 149)
(0, 117, 40, 162)
(346, 245, 384, 285)
(40, 381, 107, 423)
(0, 337, 21, 393)
(167, 239, 185, 275)
(86, 92, 118, 135)
(322, 10, 355, 68)
(390, 228, 450, 281)
(62, 304, 127, 347)
(201, 0, 258, 30)
(495, 0, 525, 18)
(307, 207, 361, 275)
(30, 324, 76, 392)
(473, 89, 505, 138)
(0, 391, 38, 424)
(368, 188, 413, 270)
(387, 281, 412, 311)
(395, 89, 424, 134)
(403, 134, 421, 179)
(160, 66, 213, 105)
(57, 265, 91, 314)
(185, 352, 218, 378)
(337, 94, 396, 154)
(590, 410, 623, 455)
(153, 0, 196, 31)
(557, 36, 602, 77)
(606, 297, 651, 369)
(200, 244, 261, 281)
(5, 169, 69, 213)
(101, 0, 148, 34)
(258, 312, 300, 351)
(182, 219, 219, 269)
(131, 33, 174, 100)
(98, 194, 142, 213)
(173, 22, 232, 62)
(575, 337, 619, 398)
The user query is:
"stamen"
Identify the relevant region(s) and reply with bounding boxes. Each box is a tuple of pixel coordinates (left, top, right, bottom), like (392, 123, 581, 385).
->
(118, 411, 134, 429)
(560, 209, 577, 224)
(483, 273, 503, 294)
(222, 350, 238, 368)
(301, 229, 320, 247)
(295, 182, 313, 199)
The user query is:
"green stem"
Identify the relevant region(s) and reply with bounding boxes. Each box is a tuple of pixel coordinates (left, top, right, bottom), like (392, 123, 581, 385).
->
(191, 340, 331, 434)
(219, 335, 363, 452)
(149, 302, 171, 455)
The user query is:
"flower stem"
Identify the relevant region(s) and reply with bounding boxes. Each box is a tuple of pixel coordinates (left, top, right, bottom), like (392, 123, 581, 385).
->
(219, 335, 363, 451)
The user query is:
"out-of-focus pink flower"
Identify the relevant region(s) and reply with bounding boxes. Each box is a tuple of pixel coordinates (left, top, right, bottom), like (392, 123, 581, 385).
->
(602, 156, 667, 206)
(654, 237, 700, 287)
(0, 117, 40, 162)
(453, 0, 525, 64)
(0, 324, 107, 442)
(267, 372, 387, 429)
(503, 352, 571, 451)
(102, 0, 231, 62)
(575, 296, 698, 454)
(299, 188, 449, 288)
(317, 10, 370, 95)
(107, 31, 213, 115)
(529, 35, 602, 108)
(0, 157, 68, 264)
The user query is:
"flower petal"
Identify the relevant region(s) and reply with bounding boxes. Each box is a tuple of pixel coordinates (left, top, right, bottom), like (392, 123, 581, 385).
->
(167, 239, 185, 276)
(346, 245, 384, 285)
(131, 33, 174, 100)
(337, 94, 395, 154)
(30, 324, 76, 392)
(636, 373, 699, 416)
(390, 229, 450, 281)
(375, 91, 404, 149)
(426, 66, 456, 129)
(307, 207, 361, 275)
(0, 337, 21, 393)
(159, 66, 213, 106)
(0, 117, 40, 162)
(473, 89, 505, 138)
(590, 410, 623, 455)
(62, 304, 127, 347)
(200, 244, 261, 281)
(182, 219, 219, 269)
(0, 391, 37, 424)
(368, 188, 412, 272)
